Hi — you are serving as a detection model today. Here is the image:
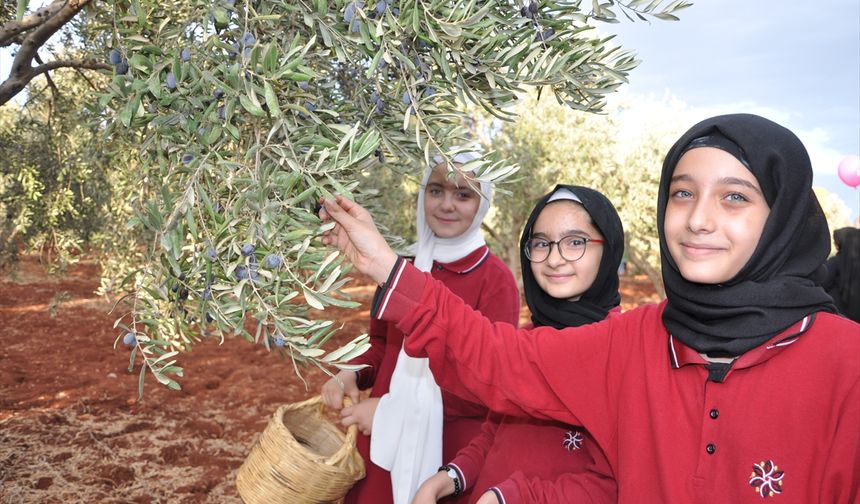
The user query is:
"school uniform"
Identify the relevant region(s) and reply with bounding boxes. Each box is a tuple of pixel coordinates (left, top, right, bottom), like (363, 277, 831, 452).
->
(343, 245, 520, 504)
(372, 257, 860, 503)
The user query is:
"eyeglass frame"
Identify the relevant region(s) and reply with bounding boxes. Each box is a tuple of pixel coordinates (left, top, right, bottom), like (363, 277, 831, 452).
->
(524, 234, 605, 263)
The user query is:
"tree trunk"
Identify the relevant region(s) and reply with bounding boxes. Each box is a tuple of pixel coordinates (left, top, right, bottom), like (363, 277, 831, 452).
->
(625, 235, 665, 299)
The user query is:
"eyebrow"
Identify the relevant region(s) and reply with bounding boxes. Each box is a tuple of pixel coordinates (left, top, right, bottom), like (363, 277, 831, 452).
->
(426, 180, 475, 192)
(532, 229, 591, 238)
(670, 173, 763, 196)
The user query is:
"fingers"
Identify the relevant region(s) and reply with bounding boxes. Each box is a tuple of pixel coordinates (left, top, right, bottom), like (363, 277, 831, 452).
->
(340, 404, 372, 435)
(320, 199, 353, 234)
(321, 379, 345, 410)
(341, 412, 357, 427)
(348, 388, 361, 405)
(321, 196, 368, 226)
(340, 413, 370, 435)
(341, 404, 357, 421)
(333, 195, 368, 218)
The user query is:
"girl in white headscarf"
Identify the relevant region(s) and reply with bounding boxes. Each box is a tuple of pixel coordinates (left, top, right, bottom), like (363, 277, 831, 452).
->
(322, 152, 520, 504)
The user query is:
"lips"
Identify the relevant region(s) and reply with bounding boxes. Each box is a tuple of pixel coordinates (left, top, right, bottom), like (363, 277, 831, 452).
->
(680, 242, 724, 257)
(544, 273, 575, 283)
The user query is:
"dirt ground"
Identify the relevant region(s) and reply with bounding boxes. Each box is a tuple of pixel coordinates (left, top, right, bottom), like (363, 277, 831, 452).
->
(0, 256, 659, 503)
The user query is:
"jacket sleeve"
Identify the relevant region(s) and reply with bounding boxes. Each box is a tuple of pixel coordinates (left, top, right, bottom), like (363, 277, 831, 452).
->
(350, 290, 388, 390)
(372, 259, 618, 428)
(493, 469, 617, 504)
(449, 412, 503, 491)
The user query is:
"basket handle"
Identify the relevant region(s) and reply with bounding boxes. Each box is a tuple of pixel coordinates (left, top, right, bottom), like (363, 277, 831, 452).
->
(313, 395, 361, 466)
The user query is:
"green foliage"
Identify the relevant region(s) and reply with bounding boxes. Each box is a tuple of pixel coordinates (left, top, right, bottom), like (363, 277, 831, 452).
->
(0, 71, 113, 273)
(4, 0, 691, 394)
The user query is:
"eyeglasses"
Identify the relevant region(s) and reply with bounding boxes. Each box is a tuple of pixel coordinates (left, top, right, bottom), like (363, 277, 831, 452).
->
(524, 235, 605, 263)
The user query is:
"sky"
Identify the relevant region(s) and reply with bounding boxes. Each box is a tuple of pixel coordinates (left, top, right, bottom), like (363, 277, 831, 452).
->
(600, 0, 860, 220)
(2, 0, 858, 217)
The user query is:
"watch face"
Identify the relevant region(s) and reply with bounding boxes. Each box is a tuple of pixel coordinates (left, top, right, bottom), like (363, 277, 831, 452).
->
(447, 467, 458, 479)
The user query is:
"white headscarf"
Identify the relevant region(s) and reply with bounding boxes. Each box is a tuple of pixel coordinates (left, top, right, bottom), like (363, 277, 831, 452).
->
(412, 151, 493, 269)
(370, 151, 493, 504)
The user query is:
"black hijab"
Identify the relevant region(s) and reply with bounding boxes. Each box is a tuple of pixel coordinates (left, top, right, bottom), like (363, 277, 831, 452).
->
(520, 185, 625, 329)
(658, 114, 837, 356)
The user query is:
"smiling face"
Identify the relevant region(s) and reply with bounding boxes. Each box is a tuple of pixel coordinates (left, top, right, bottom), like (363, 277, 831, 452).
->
(423, 163, 481, 238)
(664, 147, 771, 284)
(528, 201, 604, 300)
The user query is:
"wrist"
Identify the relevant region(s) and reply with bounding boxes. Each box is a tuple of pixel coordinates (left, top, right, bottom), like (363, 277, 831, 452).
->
(338, 369, 357, 382)
(438, 464, 464, 497)
(371, 249, 399, 285)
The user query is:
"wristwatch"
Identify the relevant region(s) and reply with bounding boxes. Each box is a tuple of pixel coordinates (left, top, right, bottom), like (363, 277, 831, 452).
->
(438, 464, 463, 496)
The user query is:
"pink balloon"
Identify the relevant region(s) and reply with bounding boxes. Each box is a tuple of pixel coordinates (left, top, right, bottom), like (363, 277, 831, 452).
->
(837, 155, 860, 189)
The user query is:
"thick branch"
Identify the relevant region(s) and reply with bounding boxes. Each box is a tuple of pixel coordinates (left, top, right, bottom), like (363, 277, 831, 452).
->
(0, 1, 66, 47)
(33, 58, 111, 76)
(0, 58, 109, 105)
(0, 0, 97, 106)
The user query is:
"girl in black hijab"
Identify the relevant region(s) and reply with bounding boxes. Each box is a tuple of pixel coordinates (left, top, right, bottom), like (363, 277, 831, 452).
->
(520, 185, 625, 330)
(657, 115, 837, 357)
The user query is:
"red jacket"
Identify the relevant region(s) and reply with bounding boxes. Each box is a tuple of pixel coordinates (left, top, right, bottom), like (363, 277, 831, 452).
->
(450, 323, 617, 504)
(345, 247, 520, 504)
(373, 259, 860, 503)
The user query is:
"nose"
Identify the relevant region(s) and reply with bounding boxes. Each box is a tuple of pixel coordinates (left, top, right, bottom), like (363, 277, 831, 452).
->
(440, 192, 456, 211)
(687, 197, 715, 233)
(545, 242, 567, 267)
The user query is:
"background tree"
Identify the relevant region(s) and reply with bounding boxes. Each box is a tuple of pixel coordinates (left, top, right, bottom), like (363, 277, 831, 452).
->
(0, 68, 116, 273)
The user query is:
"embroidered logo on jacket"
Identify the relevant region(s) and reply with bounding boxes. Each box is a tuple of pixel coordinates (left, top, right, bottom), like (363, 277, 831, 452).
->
(562, 430, 583, 451)
(749, 460, 784, 498)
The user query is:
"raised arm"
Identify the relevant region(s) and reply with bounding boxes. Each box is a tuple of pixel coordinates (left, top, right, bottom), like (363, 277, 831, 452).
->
(320, 196, 619, 435)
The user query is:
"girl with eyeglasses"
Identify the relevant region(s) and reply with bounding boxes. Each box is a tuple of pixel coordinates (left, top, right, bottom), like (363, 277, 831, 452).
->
(319, 114, 859, 503)
(320, 152, 520, 504)
(413, 185, 622, 504)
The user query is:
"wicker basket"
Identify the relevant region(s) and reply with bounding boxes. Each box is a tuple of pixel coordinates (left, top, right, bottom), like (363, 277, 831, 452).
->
(236, 395, 365, 504)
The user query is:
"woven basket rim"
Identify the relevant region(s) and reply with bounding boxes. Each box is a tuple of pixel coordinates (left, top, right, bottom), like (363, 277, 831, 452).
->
(274, 395, 358, 465)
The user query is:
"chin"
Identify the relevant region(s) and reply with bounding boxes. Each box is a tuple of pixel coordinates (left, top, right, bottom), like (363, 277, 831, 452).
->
(677, 266, 731, 285)
(540, 284, 583, 300)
